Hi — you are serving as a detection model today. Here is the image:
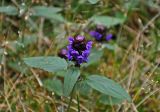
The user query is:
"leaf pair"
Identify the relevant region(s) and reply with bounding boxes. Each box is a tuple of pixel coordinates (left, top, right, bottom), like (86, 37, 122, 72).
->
(23, 56, 131, 105)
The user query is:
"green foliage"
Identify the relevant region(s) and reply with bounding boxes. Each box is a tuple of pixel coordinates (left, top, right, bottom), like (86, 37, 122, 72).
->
(43, 78, 63, 96)
(0, 5, 64, 21)
(86, 75, 131, 101)
(8, 35, 37, 53)
(102, 43, 117, 51)
(44, 103, 52, 112)
(0, 6, 18, 15)
(76, 81, 92, 96)
(31, 6, 65, 22)
(91, 16, 126, 28)
(32, 6, 62, 14)
(63, 68, 80, 97)
(84, 49, 103, 66)
(123, 0, 139, 10)
(8, 61, 28, 74)
(99, 94, 124, 105)
(23, 56, 68, 72)
(87, 0, 99, 4)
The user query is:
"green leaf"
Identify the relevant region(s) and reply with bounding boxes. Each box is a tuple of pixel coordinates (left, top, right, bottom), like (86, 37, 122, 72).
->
(0, 6, 18, 15)
(75, 81, 92, 96)
(88, 0, 99, 4)
(84, 49, 103, 66)
(31, 6, 64, 22)
(8, 60, 28, 74)
(146, 0, 159, 9)
(44, 103, 52, 112)
(91, 16, 125, 28)
(50, 14, 65, 22)
(86, 75, 131, 102)
(21, 35, 38, 47)
(43, 78, 63, 96)
(23, 56, 68, 72)
(32, 6, 62, 14)
(64, 68, 80, 97)
(124, 0, 139, 10)
(102, 43, 116, 51)
(99, 94, 124, 105)
(8, 35, 37, 53)
(0, 48, 4, 55)
(55, 70, 67, 77)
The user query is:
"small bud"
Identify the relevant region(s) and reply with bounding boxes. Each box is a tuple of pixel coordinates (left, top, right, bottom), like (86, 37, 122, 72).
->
(75, 35, 85, 42)
(96, 24, 107, 34)
(58, 49, 68, 59)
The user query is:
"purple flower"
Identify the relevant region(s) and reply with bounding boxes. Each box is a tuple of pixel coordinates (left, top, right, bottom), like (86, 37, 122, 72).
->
(89, 24, 115, 42)
(67, 35, 92, 67)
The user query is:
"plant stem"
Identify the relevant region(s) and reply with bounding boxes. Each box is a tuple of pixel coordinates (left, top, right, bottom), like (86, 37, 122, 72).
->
(66, 84, 76, 112)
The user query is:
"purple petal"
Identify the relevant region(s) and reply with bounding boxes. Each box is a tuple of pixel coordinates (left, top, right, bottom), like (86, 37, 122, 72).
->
(68, 37, 74, 44)
(61, 49, 67, 54)
(67, 52, 73, 60)
(75, 35, 85, 42)
(89, 31, 102, 40)
(77, 55, 84, 64)
(106, 34, 113, 41)
(67, 45, 74, 52)
(82, 50, 90, 57)
(71, 50, 79, 56)
(86, 41, 93, 49)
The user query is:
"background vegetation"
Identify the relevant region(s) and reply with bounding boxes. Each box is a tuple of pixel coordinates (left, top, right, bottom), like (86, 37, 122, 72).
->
(0, 0, 160, 112)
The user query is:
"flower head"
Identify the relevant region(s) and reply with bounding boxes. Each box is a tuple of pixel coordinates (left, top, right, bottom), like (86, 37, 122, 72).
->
(89, 24, 115, 42)
(67, 35, 92, 67)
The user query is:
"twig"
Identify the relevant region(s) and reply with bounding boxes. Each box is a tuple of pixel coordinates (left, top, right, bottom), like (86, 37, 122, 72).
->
(37, 93, 58, 112)
(133, 64, 159, 101)
(11, 0, 20, 8)
(19, 97, 27, 112)
(0, 91, 12, 112)
(136, 88, 160, 108)
(57, 101, 78, 112)
(30, 69, 43, 87)
(37, 18, 44, 52)
(131, 103, 138, 112)
(72, 99, 90, 112)
(77, 94, 80, 112)
(127, 11, 160, 90)
(124, 10, 160, 112)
